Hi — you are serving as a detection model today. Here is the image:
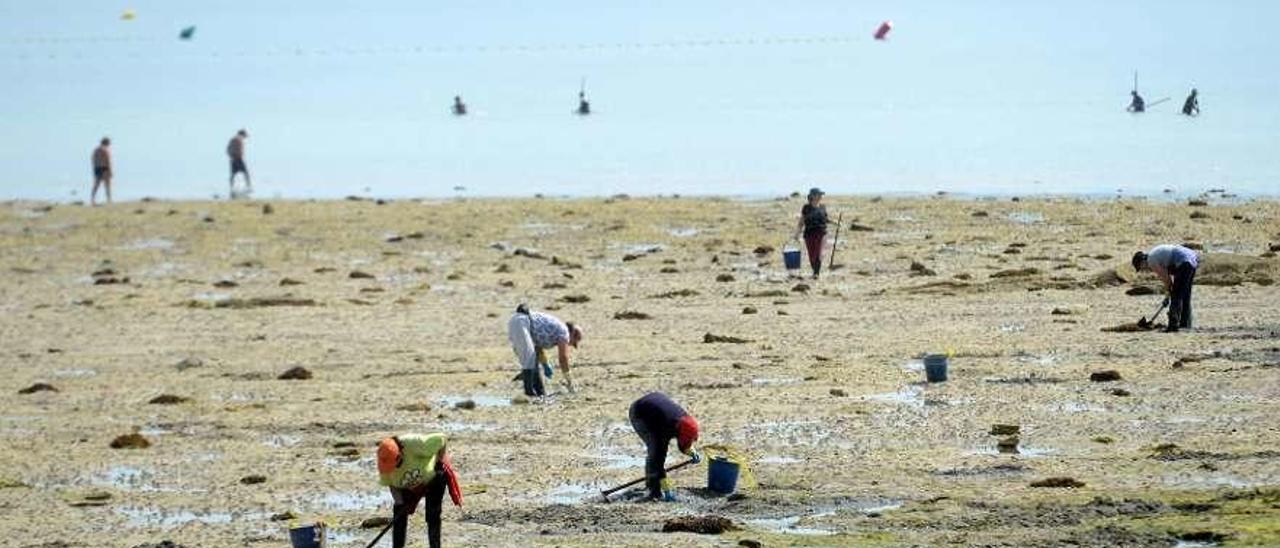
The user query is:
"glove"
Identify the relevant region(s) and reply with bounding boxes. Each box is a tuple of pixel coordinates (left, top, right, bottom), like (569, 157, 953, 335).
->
(687, 449, 702, 465)
(541, 361, 554, 379)
(659, 478, 676, 502)
(1162, 297, 1170, 307)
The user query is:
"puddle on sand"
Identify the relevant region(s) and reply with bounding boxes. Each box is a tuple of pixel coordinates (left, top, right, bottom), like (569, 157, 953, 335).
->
(970, 445, 1056, 457)
(117, 506, 244, 528)
(751, 377, 803, 386)
(119, 238, 176, 250)
(316, 491, 384, 512)
(756, 456, 801, 465)
(740, 420, 833, 447)
(1007, 211, 1045, 225)
(543, 483, 602, 505)
(263, 434, 302, 448)
(437, 395, 511, 408)
(487, 467, 512, 476)
(53, 368, 97, 378)
(746, 511, 836, 536)
(591, 453, 645, 470)
(1052, 401, 1106, 413)
(863, 386, 925, 408)
(324, 456, 375, 470)
(437, 421, 501, 433)
(667, 227, 700, 237)
(95, 465, 156, 490)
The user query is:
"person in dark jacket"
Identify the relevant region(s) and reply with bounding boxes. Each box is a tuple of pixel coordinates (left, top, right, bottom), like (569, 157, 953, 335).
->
(1127, 91, 1145, 113)
(629, 392, 702, 501)
(793, 187, 829, 279)
(1181, 88, 1200, 116)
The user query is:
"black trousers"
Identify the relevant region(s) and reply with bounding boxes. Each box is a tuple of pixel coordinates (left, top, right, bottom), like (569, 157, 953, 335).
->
(391, 470, 446, 548)
(629, 404, 668, 498)
(1169, 262, 1195, 328)
(521, 368, 545, 397)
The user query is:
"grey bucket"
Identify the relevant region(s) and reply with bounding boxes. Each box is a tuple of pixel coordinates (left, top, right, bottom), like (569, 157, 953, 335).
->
(923, 354, 948, 383)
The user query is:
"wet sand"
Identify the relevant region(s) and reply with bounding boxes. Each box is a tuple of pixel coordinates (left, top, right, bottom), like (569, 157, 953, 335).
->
(2, 195, 1279, 547)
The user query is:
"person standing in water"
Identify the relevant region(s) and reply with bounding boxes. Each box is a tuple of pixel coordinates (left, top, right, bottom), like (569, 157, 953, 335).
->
(90, 137, 113, 206)
(576, 91, 591, 115)
(793, 187, 829, 279)
(1182, 88, 1200, 116)
(226, 129, 251, 198)
(452, 95, 467, 116)
(1127, 90, 1146, 113)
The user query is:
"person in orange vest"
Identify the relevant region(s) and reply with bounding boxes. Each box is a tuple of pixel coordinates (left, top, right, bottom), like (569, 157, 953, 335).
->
(377, 433, 461, 548)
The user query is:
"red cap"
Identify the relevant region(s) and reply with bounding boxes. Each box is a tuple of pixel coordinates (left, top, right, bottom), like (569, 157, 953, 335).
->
(676, 415, 699, 452)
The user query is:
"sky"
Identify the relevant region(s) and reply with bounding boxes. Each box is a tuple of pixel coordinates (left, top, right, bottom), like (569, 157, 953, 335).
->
(2, 1, 1279, 200)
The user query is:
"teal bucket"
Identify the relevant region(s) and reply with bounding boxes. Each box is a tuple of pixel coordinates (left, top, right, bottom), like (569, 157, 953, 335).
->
(782, 249, 802, 270)
(707, 456, 741, 494)
(289, 523, 326, 548)
(924, 354, 949, 383)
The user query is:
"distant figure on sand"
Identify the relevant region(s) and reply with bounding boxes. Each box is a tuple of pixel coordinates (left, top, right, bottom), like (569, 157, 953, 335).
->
(377, 433, 461, 548)
(90, 137, 113, 206)
(507, 304, 583, 396)
(794, 187, 829, 279)
(1182, 89, 1200, 116)
(1128, 91, 1145, 113)
(452, 95, 467, 116)
(226, 129, 250, 198)
(576, 91, 591, 115)
(1132, 244, 1199, 332)
(630, 392, 702, 501)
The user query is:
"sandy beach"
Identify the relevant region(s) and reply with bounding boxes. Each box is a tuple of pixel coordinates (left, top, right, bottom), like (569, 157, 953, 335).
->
(2, 194, 1278, 547)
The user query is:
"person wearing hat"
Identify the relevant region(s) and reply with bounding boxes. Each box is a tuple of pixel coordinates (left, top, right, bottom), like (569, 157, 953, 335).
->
(377, 433, 461, 548)
(226, 129, 251, 198)
(507, 304, 583, 396)
(793, 187, 830, 279)
(1132, 244, 1199, 332)
(629, 392, 702, 501)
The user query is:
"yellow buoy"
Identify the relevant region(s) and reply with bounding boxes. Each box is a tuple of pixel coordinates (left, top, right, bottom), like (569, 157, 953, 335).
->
(121, 9, 136, 21)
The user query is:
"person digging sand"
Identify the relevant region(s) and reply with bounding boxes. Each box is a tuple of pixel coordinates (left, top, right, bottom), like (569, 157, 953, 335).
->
(507, 304, 583, 396)
(1132, 244, 1199, 332)
(377, 433, 461, 548)
(630, 392, 702, 501)
(793, 187, 829, 279)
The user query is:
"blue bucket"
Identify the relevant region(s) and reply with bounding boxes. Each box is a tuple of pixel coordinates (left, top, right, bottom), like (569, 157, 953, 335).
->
(782, 248, 802, 270)
(924, 354, 949, 383)
(289, 523, 326, 548)
(707, 456, 741, 494)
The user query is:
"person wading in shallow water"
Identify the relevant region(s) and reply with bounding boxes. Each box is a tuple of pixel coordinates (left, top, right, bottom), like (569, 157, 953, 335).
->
(507, 304, 583, 396)
(1132, 244, 1199, 332)
(794, 187, 829, 279)
(377, 433, 461, 548)
(629, 392, 702, 501)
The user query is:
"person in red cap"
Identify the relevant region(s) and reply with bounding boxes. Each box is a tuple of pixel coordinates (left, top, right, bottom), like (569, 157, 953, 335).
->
(377, 433, 461, 548)
(629, 392, 702, 501)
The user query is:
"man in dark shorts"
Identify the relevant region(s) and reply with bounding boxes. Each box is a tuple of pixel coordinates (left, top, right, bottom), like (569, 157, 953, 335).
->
(91, 137, 112, 206)
(629, 392, 702, 501)
(226, 129, 250, 198)
(1132, 244, 1199, 332)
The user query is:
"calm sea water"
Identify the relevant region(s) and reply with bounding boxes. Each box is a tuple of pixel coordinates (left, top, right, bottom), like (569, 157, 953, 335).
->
(3, 1, 1278, 200)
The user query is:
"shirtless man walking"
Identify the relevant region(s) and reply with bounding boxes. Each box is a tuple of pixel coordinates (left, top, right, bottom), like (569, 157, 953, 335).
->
(227, 129, 251, 198)
(90, 137, 113, 206)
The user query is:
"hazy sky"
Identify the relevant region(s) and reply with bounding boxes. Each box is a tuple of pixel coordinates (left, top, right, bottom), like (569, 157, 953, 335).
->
(3, 1, 1278, 199)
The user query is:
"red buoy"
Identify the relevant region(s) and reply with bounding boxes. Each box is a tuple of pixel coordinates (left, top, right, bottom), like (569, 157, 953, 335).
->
(874, 20, 893, 40)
